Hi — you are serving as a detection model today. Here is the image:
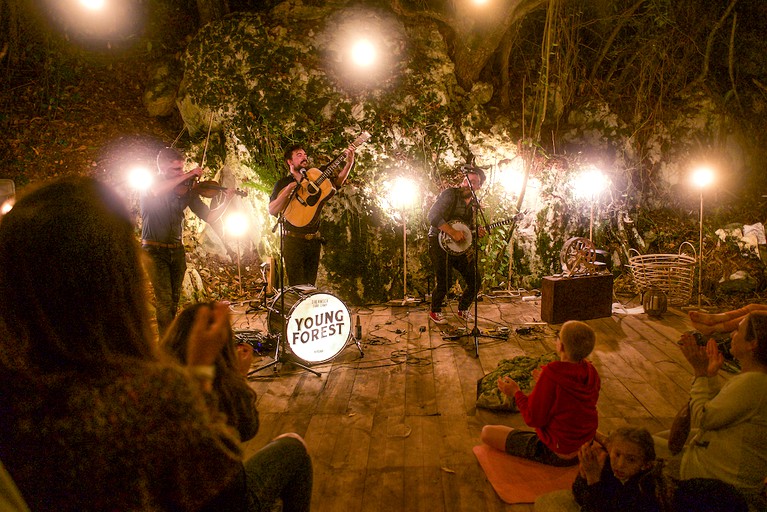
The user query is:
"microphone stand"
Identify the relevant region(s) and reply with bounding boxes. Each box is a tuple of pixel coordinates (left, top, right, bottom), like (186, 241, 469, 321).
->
(251, 175, 320, 377)
(461, 166, 491, 358)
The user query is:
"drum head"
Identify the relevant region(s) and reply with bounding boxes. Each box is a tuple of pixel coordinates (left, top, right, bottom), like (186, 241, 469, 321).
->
(270, 287, 351, 364)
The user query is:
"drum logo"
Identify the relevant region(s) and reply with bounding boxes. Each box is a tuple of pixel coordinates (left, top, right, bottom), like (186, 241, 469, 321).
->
(290, 310, 347, 345)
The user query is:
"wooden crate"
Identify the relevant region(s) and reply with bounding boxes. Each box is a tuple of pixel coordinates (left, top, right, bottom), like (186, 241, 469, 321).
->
(541, 274, 613, 324)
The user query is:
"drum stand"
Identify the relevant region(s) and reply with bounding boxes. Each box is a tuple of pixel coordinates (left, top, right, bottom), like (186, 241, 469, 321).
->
(249, 334, 321, 377)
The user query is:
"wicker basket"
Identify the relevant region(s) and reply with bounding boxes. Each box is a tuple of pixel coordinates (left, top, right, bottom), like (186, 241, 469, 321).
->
(628, 243, 697, 306)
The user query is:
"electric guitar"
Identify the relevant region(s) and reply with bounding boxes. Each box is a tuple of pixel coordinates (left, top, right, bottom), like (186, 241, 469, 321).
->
(438, 212, 525, 256)
(283, 132, 371, 227)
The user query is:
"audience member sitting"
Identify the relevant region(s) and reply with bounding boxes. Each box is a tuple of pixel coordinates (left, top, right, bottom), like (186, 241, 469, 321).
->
(162, 301, 259, 442)
(689, 304, 767, 335)
(0, 177, 312, 512)
(481, 321, 601, 466)
(571, 427, 659, 512)
(677, 311, 767, 509)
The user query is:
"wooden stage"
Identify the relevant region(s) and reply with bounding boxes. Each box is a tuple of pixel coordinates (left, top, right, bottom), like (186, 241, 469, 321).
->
(233, 294, 702, 511)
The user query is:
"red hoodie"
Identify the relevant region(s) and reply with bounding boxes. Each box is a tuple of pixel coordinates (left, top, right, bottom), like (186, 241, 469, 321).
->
(513, 359, 601, 455)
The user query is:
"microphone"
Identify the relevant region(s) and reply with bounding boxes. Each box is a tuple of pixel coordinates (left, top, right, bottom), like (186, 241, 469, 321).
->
(299, 167, 307, 180)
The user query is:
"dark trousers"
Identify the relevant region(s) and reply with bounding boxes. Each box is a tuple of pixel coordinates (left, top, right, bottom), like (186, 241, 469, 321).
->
(202, 436, 313, 512)
(282, 236, 321, 287)
(142, 245, 186, 336)
(428, 236, 480, 312)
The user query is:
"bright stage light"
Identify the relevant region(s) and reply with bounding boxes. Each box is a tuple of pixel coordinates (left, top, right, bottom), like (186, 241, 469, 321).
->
(572, 166, 608, 200)
(497, 158, 525, 196)
(80, 0, 105, 10)
(127, 165, 154, 191)
(387, 176, 418, 211)
(40, 0, 144, 47)
(691, 165, 715, 308)
(1, 199, 14, 215)
(224, 212, 249, 238)
(692, 166, 714, 188)
(472, 0, 490, 5)
(350, 39, 377, 68)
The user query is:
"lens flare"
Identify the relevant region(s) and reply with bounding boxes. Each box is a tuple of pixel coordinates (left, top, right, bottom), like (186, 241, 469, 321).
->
(692, 166, 714, 188)
(350, 39, 376, 68)
(225, 212, 249, 238)
(80, 0, 106, 11)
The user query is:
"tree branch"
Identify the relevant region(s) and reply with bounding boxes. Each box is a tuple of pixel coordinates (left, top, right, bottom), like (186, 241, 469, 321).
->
(698, 0, 738, 84)
(589, 0, 646, 82)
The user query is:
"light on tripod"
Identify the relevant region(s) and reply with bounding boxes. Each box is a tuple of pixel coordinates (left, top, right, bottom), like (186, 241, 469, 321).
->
(225, 212, 249, 294)
(79, 0, 105, 10)
(571, 166, 608, 241)
(497, 158, 525, 196)
(385, 176, 419, 303)
(691, 165, 714, 308)
(224, 211, 249, 238)
(350, 38, 377, 68)
(127, 165, 154, 192)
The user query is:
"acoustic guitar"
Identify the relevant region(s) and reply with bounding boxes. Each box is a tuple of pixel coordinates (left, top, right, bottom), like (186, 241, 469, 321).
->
(283, 132, 371, 227)
(438, 212, 525, 256)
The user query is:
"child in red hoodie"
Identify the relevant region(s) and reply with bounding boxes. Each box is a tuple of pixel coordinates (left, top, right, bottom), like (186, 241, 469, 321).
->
(480, 320, 601, 466)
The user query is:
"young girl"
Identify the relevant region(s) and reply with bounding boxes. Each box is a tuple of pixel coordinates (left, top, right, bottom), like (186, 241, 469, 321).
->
(572, 427, 659, 512)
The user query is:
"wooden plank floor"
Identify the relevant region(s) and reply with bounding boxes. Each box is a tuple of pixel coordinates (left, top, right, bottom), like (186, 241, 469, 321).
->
(233, 295, 709, 511)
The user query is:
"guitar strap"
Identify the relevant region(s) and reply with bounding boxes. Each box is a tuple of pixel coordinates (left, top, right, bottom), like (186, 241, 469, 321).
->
(446, 188, 460, 225)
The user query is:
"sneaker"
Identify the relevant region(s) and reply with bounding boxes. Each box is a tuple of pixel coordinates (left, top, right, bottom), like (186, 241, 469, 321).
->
(457, 310, 474, 322)
(429, 311, 448, 325)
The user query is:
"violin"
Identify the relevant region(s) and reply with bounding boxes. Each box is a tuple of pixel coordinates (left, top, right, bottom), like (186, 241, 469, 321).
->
(175, 179, 247, 198)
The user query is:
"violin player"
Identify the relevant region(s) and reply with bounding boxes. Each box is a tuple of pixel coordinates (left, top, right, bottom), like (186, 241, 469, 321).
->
(140, 147, 236, 336)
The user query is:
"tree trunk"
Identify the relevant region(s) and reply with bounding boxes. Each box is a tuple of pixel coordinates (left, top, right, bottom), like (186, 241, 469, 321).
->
(391, 0, 547, 90)
(196, 0, 229, 26)
(452, 0, 548, 89)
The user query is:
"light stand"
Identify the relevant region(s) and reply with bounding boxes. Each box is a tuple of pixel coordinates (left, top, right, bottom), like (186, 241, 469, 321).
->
(692, 166, 714, 309)
(224, 212, 249, 296)
(385, 177, 419, 306)
(698, 189, 704, 308)
(571, 166, 607, 243)
(402, 212, 412, 304)
(236, 240, 243, 295)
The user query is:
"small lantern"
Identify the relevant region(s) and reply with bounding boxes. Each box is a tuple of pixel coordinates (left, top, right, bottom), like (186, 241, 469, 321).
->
(643, 287, 668, 318)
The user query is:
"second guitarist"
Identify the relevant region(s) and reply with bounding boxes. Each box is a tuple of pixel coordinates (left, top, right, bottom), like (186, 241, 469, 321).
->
(269, 142, 356, 287)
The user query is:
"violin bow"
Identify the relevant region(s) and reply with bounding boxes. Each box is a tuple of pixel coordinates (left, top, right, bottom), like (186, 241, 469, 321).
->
(200, 111, 214, 171)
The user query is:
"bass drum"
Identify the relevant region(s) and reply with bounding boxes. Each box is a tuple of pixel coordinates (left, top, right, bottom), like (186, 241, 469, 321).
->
(267, 285, 351, 365)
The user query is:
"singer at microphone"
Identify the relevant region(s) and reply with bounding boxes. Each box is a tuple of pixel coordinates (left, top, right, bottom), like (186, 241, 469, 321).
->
(425, 164, 487, 325)
(268, 141, 356, 287)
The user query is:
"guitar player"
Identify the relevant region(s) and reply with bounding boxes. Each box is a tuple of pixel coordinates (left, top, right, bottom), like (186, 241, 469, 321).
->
(427, 166, 486, 325)
(268, 142, 356, 287)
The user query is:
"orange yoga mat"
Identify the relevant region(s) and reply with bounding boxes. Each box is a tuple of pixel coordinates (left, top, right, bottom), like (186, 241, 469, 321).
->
(472, 444, 579, 504)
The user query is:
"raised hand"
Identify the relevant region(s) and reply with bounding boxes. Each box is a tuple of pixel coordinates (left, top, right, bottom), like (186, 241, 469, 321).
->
(679, 332, 723, 377)
(185, 302, 231, 367)
(497, 375, 521, 397)
(578, 441, 607, 485)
